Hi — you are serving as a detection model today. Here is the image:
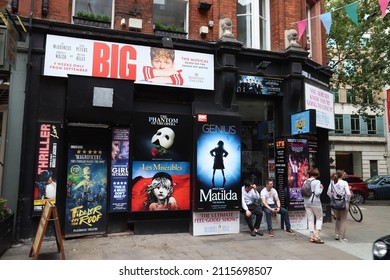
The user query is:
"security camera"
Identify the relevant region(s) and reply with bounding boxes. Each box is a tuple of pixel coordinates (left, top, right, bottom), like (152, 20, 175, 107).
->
(121, 18, 126, 27)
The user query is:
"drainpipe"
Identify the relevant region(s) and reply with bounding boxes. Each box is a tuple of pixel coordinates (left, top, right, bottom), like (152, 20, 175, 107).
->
(15, 0, 34, 242)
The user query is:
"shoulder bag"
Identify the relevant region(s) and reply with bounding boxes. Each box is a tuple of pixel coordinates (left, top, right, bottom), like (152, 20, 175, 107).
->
(330, 182, 346, 210)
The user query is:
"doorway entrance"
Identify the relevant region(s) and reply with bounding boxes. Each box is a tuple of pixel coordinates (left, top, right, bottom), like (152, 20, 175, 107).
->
(237, 99, 275, 186)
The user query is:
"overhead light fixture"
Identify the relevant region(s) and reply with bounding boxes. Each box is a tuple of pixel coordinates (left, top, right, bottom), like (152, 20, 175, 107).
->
(256, 61, 271, 73)
(198, 1, 212, 11)
(162, 37, 173, 48)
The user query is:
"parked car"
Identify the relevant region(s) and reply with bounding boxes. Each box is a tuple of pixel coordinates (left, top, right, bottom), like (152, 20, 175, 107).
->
(373, 235, 390, 260)
(366, 175, 390, 200)
(343, 174, 369, 204)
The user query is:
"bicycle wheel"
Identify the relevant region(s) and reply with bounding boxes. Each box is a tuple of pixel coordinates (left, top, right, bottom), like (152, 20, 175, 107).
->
(349, 203, 363, 222)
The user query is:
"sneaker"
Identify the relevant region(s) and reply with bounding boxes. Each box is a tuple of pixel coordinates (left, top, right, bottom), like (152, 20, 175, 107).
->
(341, 238, 348, 242)
(286, 228, 295, 234)
(255, 229, 263, 236)
(250, 231, 256, 237)
(268, 230, 274, 237)
(335, 234, 339, 240)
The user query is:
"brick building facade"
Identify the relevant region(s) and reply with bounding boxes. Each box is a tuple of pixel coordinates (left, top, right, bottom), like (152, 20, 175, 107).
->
(0, 0, 332, 240)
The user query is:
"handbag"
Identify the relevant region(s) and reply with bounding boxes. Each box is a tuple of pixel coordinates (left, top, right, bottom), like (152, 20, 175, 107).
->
(330, 196, 346, 210)
(330, 183, 346, 210)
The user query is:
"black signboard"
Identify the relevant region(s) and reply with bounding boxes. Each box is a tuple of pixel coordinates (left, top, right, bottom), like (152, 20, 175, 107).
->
(237, 75, 283, 96)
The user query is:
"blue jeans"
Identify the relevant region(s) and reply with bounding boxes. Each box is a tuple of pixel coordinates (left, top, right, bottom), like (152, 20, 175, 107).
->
(263, 204, 291, 231)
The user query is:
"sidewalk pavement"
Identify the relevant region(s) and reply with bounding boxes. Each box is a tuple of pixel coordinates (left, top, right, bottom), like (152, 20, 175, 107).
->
(1, 205, 389, 260)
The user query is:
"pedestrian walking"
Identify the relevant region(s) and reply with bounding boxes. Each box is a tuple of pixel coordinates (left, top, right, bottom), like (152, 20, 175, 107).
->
(327, 169, 351, 242)
(303, 167, 324, 244)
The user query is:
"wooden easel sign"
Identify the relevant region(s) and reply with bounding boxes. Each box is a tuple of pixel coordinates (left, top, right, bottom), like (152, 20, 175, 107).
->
(29, 201, 65, 259)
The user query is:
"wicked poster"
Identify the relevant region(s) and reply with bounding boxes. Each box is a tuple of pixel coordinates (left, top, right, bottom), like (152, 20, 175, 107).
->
(33, 123, 61, 216)
(65, 144, 108, 237)
(194, 114, 241, 211)
(110, 128, 130, 212)
(287, 137, 309, 210)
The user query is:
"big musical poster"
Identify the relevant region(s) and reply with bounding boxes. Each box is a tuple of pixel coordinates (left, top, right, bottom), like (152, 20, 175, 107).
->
(194, 114, 241, 211)
(65, 144, 108, 237)
(131, 113, 191, 212)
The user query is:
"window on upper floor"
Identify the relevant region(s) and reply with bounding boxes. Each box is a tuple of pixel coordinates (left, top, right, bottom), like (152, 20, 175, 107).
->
(331, 88, 339, 103)
(367, 116, 377, 134)
(73, 0, 113, 24)
(237, 0, 270, 50)
(351, 115, 360, 134)
(153, 0, 188, 33)
(335, 114, 344, 134)
(346, 88, 356, 104)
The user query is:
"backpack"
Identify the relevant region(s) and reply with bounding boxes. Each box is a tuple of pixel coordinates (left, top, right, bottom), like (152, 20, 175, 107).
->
(301, 179, 314, 198)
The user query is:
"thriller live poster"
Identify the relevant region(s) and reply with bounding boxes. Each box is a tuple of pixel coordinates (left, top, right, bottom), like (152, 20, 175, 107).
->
(194, 114, 241, 211)
(65, 144, 108, 237)
(33, 123, 61, 215)
(131, 113, 191, 211)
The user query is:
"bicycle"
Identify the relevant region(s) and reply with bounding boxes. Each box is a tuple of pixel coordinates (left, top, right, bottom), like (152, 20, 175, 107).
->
(331, 201, 363, 222)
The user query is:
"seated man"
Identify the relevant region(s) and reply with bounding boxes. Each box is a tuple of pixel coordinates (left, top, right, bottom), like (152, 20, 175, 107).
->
(241, 181, 263, 237)
(261, 179, 295, 237)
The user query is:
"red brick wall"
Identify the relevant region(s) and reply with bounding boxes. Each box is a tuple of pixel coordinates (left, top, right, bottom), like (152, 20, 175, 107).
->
(1, 0, 325, 61)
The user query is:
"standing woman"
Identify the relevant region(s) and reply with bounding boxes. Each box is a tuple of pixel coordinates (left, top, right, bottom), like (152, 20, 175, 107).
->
(327, 169, 351, 241)
(303, 168, 324, 244)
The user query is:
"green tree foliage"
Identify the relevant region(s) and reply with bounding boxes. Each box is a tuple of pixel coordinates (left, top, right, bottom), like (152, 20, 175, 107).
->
(326, 0, 389, 119)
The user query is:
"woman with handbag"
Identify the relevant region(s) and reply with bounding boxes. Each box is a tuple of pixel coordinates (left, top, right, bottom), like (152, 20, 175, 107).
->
(327, 170, 351, 241)
(303, 168, 324, 244)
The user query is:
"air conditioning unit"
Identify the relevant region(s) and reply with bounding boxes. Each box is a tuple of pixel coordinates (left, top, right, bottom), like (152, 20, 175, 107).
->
(129, 18, 142, 30)
(199, 26, 208, 35)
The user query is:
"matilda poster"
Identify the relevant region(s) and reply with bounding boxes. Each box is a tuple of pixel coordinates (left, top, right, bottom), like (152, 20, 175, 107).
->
(131, 113, 191, 211)
(65, 144, 108, 237)
(33, 123, 61, 215)
(110, 128, 130, 212)
(194, 114, 241, 211)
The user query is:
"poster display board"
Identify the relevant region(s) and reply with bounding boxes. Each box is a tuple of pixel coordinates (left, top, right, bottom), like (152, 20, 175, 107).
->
(33, 123, 61, 215)
(275, 137, 310, 211)
(110, 128, 130, 212)
(194, 114, 241, 211)
(30, 201, 65, 260)
(131, 113, 191, 211)
(192, 211, 240, 236)
(236, 74, 283, 96)
(64, 143, 108, 237)
(44, 34, 214, 90)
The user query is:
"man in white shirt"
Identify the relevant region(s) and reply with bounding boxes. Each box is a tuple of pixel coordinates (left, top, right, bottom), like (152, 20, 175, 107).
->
(241, 181, 263, 237)
(261, 179, 295, 237)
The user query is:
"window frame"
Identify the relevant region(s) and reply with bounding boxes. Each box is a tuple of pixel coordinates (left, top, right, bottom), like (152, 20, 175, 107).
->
(237, 0, 270, 50)
(367, 116, 377, 135)
(350, 114, 360, 134)
(72, 0, 114, 28)
(153, 0, 189, 34)
(335, 114, 344, 134)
